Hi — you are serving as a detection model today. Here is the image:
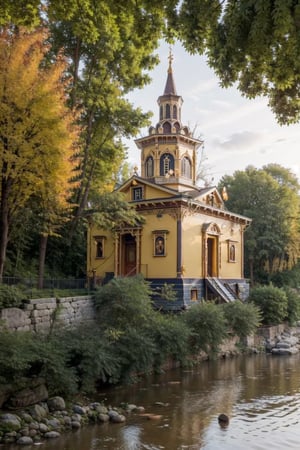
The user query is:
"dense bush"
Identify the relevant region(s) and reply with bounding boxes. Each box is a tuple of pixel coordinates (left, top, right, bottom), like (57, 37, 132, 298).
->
(50, 325, 120, 393)
(0, 284, 25, 309)
(93, 274, 154, 329)
(0, 325, 120, 397)
(182, 302, 227, 356)
(222, 301, 262, 339)
(151, 313, 190, 369)
(248, 285, 288, 325)
(284, 287, 300, 325)
(94, 275, 190, 382)
(0, 330, 77, 395)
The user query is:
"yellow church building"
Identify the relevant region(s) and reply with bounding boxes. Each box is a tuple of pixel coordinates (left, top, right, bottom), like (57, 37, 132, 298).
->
(87, 56, 251, 310)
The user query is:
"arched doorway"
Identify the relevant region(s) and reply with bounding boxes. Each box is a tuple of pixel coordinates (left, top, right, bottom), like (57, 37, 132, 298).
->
(115, 228, 141, 277)
(202, 223, 221, 277)
(207, 236, 218, 277)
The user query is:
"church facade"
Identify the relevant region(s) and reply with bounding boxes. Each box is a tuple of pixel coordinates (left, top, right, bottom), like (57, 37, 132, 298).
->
(87, 56, 251, 310)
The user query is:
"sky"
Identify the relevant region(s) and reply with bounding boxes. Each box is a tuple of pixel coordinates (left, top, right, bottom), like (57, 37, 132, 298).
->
(125, 41, 300, 185)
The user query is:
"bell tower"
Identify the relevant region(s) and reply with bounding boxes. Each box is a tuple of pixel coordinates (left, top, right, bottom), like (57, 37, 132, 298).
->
(135, 51, 203, 192)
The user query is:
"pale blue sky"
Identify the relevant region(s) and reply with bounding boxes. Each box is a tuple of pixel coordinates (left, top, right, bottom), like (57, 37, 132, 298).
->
(125, 41, 299, 185)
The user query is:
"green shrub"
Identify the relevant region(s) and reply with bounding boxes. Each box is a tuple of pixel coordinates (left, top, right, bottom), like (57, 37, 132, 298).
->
(0, 330, 78, 396)
(0, 284, 25, 309)
(248, 285, 288, 325)
(93, 275, 154, 329)
(50, 325, 120, 392)
(94, 276, 190, 381)
(151, 313, 190, 369)
(284, 287, 300, 325)
(222, 301, 262, 338)
(182, 302, 227, 356)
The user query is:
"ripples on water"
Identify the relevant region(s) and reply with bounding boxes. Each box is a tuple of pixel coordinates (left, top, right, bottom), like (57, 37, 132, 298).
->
(4, 354, 300, 450)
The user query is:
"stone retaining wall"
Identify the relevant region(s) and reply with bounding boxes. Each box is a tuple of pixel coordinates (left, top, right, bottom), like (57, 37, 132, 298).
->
(0, 296, 95, 332)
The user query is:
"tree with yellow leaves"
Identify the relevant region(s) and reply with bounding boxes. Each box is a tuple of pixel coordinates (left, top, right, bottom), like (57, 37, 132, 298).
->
(0, 27, 80, 280)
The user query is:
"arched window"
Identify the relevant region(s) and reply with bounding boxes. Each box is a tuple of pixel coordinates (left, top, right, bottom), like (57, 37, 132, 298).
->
(163, 121, 171, 134)
(181, 156, 192, 178)
(174, 122, 180, 132)
(160, 153, 174, 176)
(173, 105, 177, 119)
(145, 156, 154, 177)
(160, 105, 163, 120)
(166, 104, 170, 119)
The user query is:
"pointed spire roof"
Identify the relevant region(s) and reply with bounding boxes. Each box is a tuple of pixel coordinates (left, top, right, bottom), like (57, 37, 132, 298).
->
(163, 48, 177, 95)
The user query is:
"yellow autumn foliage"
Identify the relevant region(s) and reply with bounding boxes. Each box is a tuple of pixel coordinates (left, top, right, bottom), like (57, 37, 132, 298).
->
(0, 27, 80, 214)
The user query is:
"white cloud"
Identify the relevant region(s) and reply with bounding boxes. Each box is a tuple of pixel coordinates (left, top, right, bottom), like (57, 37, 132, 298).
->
(214, 131, 263, 151)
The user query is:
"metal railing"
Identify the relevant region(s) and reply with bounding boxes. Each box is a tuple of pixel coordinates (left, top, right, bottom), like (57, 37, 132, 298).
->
(2, 276, 87, 290)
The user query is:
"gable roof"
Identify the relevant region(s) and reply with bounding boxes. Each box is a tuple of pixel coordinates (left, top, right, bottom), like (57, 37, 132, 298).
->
(115, 176, 251, 225)
(116, 175, 180, 197)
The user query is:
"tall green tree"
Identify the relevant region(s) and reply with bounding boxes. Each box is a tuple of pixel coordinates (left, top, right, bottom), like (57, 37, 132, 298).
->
(45, 1, 170, 233)
(0, 27, 79, 279)
(219, 165, 300, 284)
(3, 1, 300, 125)
(176, 0, 300, 124)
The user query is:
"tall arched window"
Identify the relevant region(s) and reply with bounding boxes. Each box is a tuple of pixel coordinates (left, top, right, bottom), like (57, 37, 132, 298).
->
(145, 156, 154, 177)
(166, 104, 170, 119)
(181, 156, 192, 178)
(160, 153, 174, 176)
(163, 121, 171, 134)
(160, 105, 163, 120)
(173, 105, 177, 119)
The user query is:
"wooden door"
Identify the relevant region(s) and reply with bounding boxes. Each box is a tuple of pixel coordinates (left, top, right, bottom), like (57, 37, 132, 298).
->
(207, 236, 218, 277)
(123, 234, 136, 276)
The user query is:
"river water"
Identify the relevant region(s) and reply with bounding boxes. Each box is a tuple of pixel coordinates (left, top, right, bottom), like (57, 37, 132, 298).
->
(4, 354, 300, 450)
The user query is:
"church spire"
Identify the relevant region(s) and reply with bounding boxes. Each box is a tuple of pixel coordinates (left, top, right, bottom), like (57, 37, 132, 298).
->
(163, 48, 177, 95)
(135, 50, 203, 190)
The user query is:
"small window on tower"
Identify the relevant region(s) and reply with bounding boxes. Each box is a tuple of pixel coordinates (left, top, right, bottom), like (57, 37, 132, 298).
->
(160, 105, 163, 120)
(166, 104, 170, 118)
(173, 105, 177, 119)
(181, 156, 191, 178)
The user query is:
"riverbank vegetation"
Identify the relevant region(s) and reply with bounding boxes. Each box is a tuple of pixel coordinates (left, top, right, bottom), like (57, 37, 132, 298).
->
(0, 275, 286, 401)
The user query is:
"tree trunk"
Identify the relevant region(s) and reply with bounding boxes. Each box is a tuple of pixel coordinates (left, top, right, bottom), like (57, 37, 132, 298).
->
(0, 180, 11, 280)
(38, 234, 48, 289)
(0, 207, 9, 281)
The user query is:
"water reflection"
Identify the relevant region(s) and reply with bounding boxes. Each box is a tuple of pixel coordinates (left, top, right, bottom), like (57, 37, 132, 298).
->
(3, 354, 300, 450)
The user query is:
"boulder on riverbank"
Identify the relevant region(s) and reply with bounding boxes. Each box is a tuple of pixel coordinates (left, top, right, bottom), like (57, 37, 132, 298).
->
(260, 326, 300, 355)
(0, 397, 146, 446)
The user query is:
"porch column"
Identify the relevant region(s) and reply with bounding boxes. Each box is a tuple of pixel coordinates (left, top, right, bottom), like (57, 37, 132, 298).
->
(136, 230, 141, 273)
(114, 233, 119, 276)
(177, 218, 182, 277)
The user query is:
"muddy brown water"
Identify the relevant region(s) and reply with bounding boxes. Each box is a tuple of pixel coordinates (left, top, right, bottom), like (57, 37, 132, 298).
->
(3, 354, 300, 449)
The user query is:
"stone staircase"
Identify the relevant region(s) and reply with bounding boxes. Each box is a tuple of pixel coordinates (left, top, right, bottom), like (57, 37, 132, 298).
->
(205, 277, 238, 303)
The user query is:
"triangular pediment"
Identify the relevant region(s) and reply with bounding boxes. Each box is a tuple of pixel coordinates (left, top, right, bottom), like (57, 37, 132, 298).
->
(116, 176, 181, 203)
(182, 186, 225, 209)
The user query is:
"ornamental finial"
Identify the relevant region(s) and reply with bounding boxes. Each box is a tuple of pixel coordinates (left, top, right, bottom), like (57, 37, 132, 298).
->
(168, 47, 173, 73)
